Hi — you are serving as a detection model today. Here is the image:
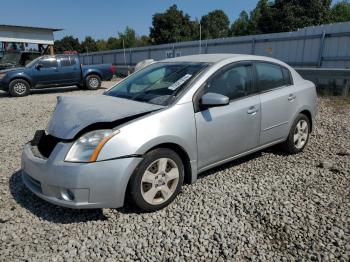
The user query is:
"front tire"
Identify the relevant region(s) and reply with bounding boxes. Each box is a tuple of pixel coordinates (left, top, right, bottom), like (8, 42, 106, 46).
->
(129, 148, 184, 212)
(9, 79, 30, 97)
(282, 114, 310, 154)
(85, 74, 101, 90)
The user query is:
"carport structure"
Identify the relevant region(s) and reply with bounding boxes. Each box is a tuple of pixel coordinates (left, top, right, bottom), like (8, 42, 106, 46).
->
(0, 24, 61, 56)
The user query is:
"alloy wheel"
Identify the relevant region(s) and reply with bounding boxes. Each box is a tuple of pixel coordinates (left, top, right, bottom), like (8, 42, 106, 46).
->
(141, 158, 179, 205)
(13, 83, 27, 95)
(293, 119, 309, 149)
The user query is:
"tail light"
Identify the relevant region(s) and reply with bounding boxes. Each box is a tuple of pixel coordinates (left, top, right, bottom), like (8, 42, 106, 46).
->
(110, 65, 116, 74)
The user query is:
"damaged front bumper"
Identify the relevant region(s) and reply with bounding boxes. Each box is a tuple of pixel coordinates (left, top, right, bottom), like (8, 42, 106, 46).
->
(21, 142, 142, 209)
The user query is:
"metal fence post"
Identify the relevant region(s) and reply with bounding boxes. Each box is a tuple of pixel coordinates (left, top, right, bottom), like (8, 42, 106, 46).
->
(343, 79, 350, 97)
(318, 32, 326, 68)
(251, 39, 255, 55)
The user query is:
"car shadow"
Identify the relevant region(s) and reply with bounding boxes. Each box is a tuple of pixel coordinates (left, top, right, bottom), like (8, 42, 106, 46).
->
(197, 144, 287, 179)
(0, 85, 109, 98)
(9, 146, 288, 219)
(9, 170, 108, 224)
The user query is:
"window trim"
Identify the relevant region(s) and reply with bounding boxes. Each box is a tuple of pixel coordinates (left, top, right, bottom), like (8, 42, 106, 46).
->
(253, 61, 294, 94)
(193, 60, 258, 112)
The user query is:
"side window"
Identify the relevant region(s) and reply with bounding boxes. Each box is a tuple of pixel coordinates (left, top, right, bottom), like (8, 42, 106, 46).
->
(60, 56, 77, 67)
(40, 57, 58, 68)
(70, 57, 77, 66)
(60, 57, 71, 67)
(282, 67, 292, 85)
(204, 64, 255, 100)
(255, 62, 285, 92)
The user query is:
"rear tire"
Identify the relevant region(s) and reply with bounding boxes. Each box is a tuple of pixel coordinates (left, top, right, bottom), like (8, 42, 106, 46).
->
(129, 148, 184, 212)
(9, 79, 30, 97)
(85, 74, 101, 90)
(281, 114, 310, 154)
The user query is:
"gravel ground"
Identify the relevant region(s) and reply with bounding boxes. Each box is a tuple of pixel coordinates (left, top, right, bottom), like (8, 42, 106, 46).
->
(0, 83, 349, 261)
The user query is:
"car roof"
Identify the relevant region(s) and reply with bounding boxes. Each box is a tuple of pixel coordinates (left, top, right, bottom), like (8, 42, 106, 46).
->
(162, 53, 288, 66)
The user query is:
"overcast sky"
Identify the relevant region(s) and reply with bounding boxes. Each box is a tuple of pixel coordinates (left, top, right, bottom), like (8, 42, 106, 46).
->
(0, 0, 343, 41)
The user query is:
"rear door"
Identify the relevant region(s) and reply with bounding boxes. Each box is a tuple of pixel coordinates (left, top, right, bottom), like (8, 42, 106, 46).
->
(255, 62, 296, 145)
(58, 56, 81, 84)
(195, 62, 261, 170)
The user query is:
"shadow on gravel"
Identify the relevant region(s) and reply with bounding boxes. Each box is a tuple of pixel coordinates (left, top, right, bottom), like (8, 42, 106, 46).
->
(9, 170, 108, 224)
(197, 151, 263, 180)
(197, 145, 289, 180)
(0, 85, 109, 98)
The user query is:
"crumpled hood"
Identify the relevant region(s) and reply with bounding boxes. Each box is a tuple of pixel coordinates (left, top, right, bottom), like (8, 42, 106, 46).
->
(47, 95, 164, 139)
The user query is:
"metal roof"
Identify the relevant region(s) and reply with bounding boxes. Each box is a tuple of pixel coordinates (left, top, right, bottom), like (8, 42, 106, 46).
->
(0, 24, 62, 31)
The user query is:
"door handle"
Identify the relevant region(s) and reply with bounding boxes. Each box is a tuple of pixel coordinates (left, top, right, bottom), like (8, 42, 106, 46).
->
(288, 94, 296, 101)
(247, 106, 259, 115)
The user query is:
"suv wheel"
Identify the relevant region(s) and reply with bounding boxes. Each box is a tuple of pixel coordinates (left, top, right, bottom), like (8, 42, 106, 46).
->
(129, 148, 184, 212)
(282, 114, 310, 154)
(85, 74, 101, 90)
(9, 79, 30, 97)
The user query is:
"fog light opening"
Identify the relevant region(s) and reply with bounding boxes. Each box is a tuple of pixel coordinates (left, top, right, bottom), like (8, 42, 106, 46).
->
(61, 189, 75, 201)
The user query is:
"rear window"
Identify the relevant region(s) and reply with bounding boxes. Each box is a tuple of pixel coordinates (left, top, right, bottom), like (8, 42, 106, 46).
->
(60, 56, 76, 67)
(256, 62, 290, 92)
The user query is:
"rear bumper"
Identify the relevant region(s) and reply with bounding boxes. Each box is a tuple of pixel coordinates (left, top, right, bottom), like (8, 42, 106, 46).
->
(21, 143, 142, 209)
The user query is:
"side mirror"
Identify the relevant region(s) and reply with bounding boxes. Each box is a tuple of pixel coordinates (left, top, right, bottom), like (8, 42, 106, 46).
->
(200, 92, 229, 108)
(35, 63, 43, 70)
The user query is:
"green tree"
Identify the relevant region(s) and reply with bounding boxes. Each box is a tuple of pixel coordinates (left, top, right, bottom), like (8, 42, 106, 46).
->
(330, 0, 350, 22)
(137, 35, 151, 46)
(96, 39, 108, 51)
(230, 11, 250, 36)
(118, 26, 137, 48)
(105, 37, 120, 50)
(263, 0, 332, 33)
(54, 36, 81, 53)
(80, 36, 98, 53)
(150, 5, 196, 44)
(200, 10, 230, 39)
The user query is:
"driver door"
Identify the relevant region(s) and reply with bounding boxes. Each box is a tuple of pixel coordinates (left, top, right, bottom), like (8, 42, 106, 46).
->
(32, 57, 61, 86)
(194, 62, 261, 170)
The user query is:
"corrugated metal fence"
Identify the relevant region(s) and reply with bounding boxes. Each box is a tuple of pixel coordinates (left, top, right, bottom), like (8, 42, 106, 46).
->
(80, 22, 350, 69)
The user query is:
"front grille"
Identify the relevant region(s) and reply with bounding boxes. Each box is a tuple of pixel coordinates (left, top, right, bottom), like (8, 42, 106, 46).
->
(31, 130, 63, 158)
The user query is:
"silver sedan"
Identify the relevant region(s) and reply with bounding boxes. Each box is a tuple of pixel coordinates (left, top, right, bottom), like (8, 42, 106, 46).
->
(21, 54, 317, 211)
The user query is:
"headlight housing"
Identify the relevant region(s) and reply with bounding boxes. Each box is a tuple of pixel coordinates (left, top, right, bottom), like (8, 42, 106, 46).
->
(0, 73, 7, 80)
(65, 129, 119, 162)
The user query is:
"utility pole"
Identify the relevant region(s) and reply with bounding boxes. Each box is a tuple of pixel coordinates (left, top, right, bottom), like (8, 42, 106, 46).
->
(199, 23, 202, 54)
(123, 39, 127, 65)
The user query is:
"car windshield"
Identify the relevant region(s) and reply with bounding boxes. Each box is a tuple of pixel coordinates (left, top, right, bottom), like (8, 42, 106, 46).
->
(0, 53, 21, 64)
(25, 57, 41, 68)
(105, 62, 208, 106)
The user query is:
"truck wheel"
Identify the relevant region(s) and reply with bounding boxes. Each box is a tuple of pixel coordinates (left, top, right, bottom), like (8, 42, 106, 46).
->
(85, 74, 101, 90)
(9, 79, 30, 97)
(129, 148, 184, 212)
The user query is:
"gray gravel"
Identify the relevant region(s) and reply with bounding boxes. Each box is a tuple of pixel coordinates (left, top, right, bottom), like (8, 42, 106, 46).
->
(0, 84, 349, 261)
